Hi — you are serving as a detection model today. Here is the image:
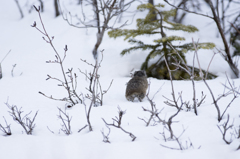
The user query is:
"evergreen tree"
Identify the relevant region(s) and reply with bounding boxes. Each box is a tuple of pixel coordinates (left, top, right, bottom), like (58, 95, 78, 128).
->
(108, 3, 216, 80)
(230, 27, 240, 58)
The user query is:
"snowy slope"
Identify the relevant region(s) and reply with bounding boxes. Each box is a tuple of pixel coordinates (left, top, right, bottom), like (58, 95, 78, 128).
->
(1, 0, 240, 159)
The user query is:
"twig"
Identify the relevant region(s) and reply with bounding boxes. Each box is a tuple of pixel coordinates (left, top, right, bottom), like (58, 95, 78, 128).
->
(32, 6, 82, 106)
(164, 56, 180, 110)
(217, 114, 234, 144)
(166, 106, 182, 139)
(102, 118, 136, 141)
(102, 107, 136, 141)
(0, 50, 11, 64)
(160, 125, 196, 150)
(5, 101, 38, 135)
(81, 94, 93, 131)
(58, 0, 136, 58)
(230, 22, 240, 35)
(139, 80, 165, 126)
(167, 40, 207, 115)
(164, 0, 240, 78)
(163, 0, 213, 19)
(192, 39, 237, 122)
(0, 117, 12, 136)
(14, 0, 24, 18)
(11, 64, 17, 77)
(58, 107, 72, 135)
(101, 126, 111, 143)
(78, 124, 88, 133)
(79, 51, 113, 107)
(47, 126, 55, 134)
(57, 107, 72, 135)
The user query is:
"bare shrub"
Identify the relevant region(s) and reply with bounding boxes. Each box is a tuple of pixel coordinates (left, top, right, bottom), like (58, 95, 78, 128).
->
(192, 40, 238, 122)
(79, 51, 113, 107)
(78, 52, 113, 132)
(217, 114, 234, 145)
(164, 0, 240, 78)
(138, 79, 183, 139)
(81, 94, 93, 131)
(217, 114, 240, 150)
(101, 126, 111, 143)
(58, 0, 136, 59)
(57, 107, 72, 135)
(102, 107, 136, 141)
(5, 101, 38, 135)
(158, 40, 209, 116)
(0, 50, 11, 79)
(138, 80, 165, 126)
(159, 126, 198, 151)
(0, 117, 12, 136)
(32, 6, 82, 107)
(164, 106, 182, 139)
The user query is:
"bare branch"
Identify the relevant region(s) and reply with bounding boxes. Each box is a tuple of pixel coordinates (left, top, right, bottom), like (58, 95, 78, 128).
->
(164, 0, 240, 78)
(163, 0, 213, 19)
(79, 51, 113, 107)
(193, 39, 238, 122)
(11, 64, 17, 77)
(166, 106, 182, 139)
(5, 101, 38, 135)
(14, 0, 24, 19)
(32, 7, 82, 106)
(102, 107, 136, 141)
(47, 126, 55, 134)
(160, 125, 196, 150)
(164, 56, 180, 110)
(0, 50, 11, 64)
(217, 114, 234, 144)
(230, 23, 240, 35)
(139, 80, 165, 126)
(101, 126, 111, 143)
(78, 125, 88, 133)
(0, 117, 12, 136)
(58, 0, 136, 58)
(57, 107, 72, 135)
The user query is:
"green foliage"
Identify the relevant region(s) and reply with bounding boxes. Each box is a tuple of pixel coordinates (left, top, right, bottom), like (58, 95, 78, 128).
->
(108, 3, 216, 80)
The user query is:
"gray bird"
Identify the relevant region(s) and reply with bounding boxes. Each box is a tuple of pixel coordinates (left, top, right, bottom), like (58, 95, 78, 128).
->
(125, 70, 148, 102)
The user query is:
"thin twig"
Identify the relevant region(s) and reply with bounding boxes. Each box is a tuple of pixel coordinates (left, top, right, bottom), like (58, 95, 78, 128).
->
(0, 50, 11, 64)
(78, 125, 88, 133)
(0, 117, 12, 136)
(57, 107, 72, 135)
(217, 114, 234, 144)
(5, 101, 38, 135)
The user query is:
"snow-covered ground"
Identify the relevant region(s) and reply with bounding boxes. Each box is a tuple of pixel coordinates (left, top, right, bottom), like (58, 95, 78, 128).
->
(1, 0, 240, 159)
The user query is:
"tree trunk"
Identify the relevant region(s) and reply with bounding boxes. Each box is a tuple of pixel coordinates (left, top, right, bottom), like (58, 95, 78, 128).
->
(54, 0, 60, 17)
(92, 0, 102, 59)
(148, 0, 154, 5)
(148, 0, 157, 21)
(92, 30, 105, 59)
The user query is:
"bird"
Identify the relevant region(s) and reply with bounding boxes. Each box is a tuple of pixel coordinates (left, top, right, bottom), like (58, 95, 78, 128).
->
(125, 70, 148, 102)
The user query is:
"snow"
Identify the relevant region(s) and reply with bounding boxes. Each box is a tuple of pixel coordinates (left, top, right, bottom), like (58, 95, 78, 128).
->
(1, 0, 240, 159)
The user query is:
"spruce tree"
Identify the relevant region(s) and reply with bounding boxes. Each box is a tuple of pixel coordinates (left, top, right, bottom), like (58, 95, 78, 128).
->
(230, 27, 240, 58)
(108, 3, 216, 80)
